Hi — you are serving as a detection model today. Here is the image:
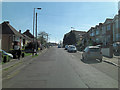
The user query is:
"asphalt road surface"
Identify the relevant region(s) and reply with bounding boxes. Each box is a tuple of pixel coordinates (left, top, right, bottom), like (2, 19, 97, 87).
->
(3, 46, 118, 88)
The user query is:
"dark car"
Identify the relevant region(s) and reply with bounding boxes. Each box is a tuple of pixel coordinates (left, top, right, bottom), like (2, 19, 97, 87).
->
(58, 45, 62, 48)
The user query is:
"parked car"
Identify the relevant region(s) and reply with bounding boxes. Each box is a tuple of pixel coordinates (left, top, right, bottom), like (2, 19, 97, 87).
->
(96, 45, 102, 48)
(58, 45, 62, 48)
(82, 46, 102, 62)
(67, 45, 77, 53)
(0, 50, 13, 58)
(0, 49, 13, 63)
(65, 45, 69, 50)
(113, 42, 120, 54)
(9, 49, 25, 59)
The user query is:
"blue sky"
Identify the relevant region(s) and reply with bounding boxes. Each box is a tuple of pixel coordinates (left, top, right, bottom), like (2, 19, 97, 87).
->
(2, 2, 118, 43)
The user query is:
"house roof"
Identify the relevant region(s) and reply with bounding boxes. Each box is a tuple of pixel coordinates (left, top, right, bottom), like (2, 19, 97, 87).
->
(1, 21, 24, 38)
(23, 30, 34, 39)
(104, 18, 113, 24)
(22, 34, 32, 41)
(64, 30, 86, 41)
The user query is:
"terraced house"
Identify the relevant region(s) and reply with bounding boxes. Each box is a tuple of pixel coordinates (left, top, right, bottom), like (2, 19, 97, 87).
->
(113, 15, 120, 43)
(102, 18, 113, 47)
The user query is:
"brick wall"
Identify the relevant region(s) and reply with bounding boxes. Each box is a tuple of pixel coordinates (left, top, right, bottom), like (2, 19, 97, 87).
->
(2, 34, 13, 52)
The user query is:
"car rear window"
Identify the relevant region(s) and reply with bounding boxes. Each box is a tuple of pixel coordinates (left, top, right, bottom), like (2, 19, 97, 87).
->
(70, 46, 75, 48)
(89, 48, 100, 52)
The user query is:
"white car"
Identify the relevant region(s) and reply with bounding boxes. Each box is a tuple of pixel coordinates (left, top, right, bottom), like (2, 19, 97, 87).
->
(67, 45, 77, 53)
(0, 50, 13, 58)
(82, 46, 102, 62)
(65, 45, 69, 50)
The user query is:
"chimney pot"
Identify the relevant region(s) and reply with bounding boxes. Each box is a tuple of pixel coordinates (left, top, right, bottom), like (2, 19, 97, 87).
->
(4, 21, 9, 24)
(19, 30, 21, 33)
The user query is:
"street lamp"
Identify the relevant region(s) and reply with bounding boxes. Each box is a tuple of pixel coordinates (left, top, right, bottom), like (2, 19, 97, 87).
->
(33, 8, 41, 55)
(33, 8, 41, 42)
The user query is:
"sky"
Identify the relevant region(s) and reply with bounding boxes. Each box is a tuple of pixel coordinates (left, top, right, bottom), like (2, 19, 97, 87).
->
(1, 2, 119, 43)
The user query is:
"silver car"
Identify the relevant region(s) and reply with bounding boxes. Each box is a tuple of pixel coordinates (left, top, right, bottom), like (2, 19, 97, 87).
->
(65, 45, 69, 50)
(82, 46, 102, 62)
(67, 45, 77, 53)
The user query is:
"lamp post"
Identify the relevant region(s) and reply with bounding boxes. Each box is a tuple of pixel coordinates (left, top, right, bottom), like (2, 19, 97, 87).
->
(35, 12, 38, 55)
(33, 8, 41, 55)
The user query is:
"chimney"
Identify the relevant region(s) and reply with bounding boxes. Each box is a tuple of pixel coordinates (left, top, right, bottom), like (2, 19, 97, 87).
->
(19, 30, 21, 33)
(4, 21, 9, 24)
(99, 23, 103, 26)
(26, 29, 30, 32)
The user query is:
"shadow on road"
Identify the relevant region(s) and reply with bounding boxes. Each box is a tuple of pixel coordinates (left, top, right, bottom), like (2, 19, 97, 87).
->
(80, 59, 101, 64)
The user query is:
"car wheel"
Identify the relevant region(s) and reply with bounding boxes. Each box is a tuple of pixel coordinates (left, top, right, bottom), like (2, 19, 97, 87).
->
(82, 55, 84, 60)
(84, 55, 87, 61)
(100, 59, 102, 62)
(3, 56, 7, 63)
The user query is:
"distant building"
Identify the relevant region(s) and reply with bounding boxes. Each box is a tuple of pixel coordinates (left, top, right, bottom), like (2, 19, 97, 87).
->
(63, 30, 86, 46)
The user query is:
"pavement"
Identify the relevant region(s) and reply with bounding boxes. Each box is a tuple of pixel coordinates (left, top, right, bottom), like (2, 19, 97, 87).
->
(2, 48, 48, 70)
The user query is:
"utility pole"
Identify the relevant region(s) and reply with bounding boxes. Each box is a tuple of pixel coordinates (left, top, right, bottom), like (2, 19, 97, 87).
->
(33, 8, 35, 43)
(35, 12, 37, 55)
(32, 8, 41, 56)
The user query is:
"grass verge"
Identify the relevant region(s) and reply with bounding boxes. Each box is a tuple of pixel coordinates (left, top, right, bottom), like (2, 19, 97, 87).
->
(32, 54, 38, 58)
(25, 53, 32, 56)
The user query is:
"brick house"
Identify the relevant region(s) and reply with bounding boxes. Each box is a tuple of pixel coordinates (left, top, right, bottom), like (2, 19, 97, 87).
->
(23, 29, 34, 39)
(87, 27, 96, 46)
(85, 18, 113, 48)
(0, 21, 24, 52)
(112, 15, 120, 43)
(63, 30, 86, 46)
(22, 33, 33, 46)
(101, 18, 113, 47)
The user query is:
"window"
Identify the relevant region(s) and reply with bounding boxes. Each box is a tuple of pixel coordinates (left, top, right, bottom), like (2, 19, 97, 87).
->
(107, 24, 111, 30)
(115, 20, 118, 28)
(96, 38, 99, 41)
(116, 33, 120, 41)
(92, 32, 95, 36)
(102, 26, 106, 34)
(96, 29, 99, 35)
(89, 48, 100, 52)
(107, 35, 110, 42)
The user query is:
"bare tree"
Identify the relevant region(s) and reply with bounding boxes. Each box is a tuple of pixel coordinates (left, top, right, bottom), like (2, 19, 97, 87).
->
(38, 31, 48, 45)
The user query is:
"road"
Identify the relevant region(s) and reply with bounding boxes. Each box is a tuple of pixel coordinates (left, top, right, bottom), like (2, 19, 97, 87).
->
(3, 46, 118, 88)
